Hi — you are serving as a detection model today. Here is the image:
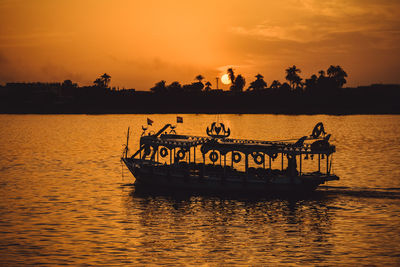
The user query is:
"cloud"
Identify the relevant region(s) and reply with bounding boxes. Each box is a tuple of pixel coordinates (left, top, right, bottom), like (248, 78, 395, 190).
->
(293, 0, 400, 18)
(231, 20, 399, 47)
(1, 0, 399, 87)
(230, 0, 400, 54)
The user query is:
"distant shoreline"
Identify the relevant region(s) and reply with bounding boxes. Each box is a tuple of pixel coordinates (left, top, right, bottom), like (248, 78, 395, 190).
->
(1, 83, 399, 115)
(1, 110, 399, 116)
(1, 109, 400, 115)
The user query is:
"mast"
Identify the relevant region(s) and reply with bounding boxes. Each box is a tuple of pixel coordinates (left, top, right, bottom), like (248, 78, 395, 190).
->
(326, 154, 329, 174)
(125, 127, 130, 158)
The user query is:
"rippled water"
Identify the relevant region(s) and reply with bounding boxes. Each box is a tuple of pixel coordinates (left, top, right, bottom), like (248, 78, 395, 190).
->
(0, 114, 400, 265)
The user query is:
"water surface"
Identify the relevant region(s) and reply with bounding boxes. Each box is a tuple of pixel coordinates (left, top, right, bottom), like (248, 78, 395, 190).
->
(0, 114, 399, 265)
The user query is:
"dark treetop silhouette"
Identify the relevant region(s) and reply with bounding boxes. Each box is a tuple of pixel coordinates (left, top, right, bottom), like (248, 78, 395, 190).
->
(0, 67, 399, 114)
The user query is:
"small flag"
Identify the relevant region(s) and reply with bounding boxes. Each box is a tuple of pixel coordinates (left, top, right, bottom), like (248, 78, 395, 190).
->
(177, 116, 183, 123)
(147, 118, 153, 126)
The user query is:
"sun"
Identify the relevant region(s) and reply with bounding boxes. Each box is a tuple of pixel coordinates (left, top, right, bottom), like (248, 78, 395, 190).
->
(221, 74, 231, 85)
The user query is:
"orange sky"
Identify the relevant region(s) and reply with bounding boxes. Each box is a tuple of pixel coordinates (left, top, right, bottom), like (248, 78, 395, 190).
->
(0, 0, 399, 90)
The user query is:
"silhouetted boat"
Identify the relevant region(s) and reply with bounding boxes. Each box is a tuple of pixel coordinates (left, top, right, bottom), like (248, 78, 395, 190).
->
(121, 122, 339, 194)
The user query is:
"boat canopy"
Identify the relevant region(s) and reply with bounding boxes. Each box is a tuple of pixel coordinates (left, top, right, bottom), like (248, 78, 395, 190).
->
(136, 122, 335, 158)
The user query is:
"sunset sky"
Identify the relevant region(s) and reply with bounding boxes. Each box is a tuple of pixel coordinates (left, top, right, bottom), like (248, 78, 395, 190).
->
(0, 0, 399, 90)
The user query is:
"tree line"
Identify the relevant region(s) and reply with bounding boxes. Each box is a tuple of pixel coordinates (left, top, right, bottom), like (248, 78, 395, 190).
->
(149, 65, 348, 95)
(1, 66, 399, 114)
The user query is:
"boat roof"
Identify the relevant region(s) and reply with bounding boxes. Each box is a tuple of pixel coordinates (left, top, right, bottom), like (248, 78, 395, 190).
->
(140, 133, 335, 155)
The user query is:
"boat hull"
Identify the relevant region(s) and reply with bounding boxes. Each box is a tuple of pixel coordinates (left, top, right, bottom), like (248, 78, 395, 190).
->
(122, 158, 336, 194)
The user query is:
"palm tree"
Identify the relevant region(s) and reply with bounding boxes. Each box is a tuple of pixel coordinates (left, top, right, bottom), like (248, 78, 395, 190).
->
(285, 65, 301, 89)
(327, 65, 337, 77)
(248, 74, 267, 91)
(204, 81, 212, 91)
(190, 74, 205, 92)
(232, 74, 246, 92)
(327, 65, 348, 88)
(227, 68, 235, 85)
(227, 68, 245, 92)
(93, 78, 104, 87)
(270, 80, 281, 89)
(93, 73, 111, 88)
(150, 80, 167, 93)
(293, 76, 303, 89)
(101, 73, 111, 88)
(195, 75, 204, 83)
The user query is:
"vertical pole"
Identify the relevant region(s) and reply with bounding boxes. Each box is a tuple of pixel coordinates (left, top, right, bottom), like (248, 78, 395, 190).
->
(216, 77, 219, 90)
(299, 153, 302, 175)
(188, 147, 191, 163)
(173, 148, 176, 164)
(170, 149, 172, 165)
(193, 146, 196, 164)
(231, 151, 234, 168)
(281, 153, 284, 171)
(269, 156, 271, 169)
(318, 154, 321, 172)
(326, 154, 329, 174)
(125, 127, 130, 158)
(157, 147, 159, 163)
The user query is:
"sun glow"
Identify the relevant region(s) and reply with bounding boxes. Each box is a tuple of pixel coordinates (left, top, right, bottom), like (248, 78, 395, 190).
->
(221, 74, 231, 85)
(0, 1, 398, 88)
